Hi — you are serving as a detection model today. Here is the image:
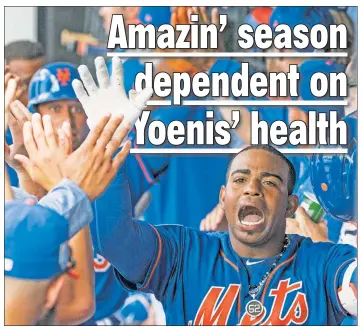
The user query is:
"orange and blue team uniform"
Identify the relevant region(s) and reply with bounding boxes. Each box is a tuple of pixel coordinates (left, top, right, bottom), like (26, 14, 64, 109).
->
(93, 167, 358, 326)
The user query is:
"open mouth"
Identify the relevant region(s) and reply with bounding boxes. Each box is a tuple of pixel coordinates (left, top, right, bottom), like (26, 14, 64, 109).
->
(238, 205, 264, 226)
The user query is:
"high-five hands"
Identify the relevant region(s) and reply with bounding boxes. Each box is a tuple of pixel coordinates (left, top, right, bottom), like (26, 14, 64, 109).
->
(5, 101, 33, 173)
(15, 113, 131, 201)
(61, 113, 131, 200)
(72, 56, 153, 130)
(14, 113, 66, 190)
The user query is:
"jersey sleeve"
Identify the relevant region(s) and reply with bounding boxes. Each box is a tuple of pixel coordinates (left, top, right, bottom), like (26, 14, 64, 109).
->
(125, 142, 159, 210)
(125, 106, 196, 207)
(325, 243, 357, 317)
(114, 225, 186, 301)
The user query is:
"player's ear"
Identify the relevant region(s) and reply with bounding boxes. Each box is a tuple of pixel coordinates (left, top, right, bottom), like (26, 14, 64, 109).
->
(44, 274, 66, 310)
(219, 186, 226, 211)
(286, 194, 298, 218)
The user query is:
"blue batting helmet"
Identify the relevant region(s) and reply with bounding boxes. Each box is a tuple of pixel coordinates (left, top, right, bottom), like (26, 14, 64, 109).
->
(310, 110, 357, 222)
(28, 62, 80, 112)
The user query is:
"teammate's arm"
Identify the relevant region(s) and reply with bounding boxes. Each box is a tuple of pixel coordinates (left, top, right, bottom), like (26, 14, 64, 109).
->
(71, 59, 181, 294)
(5, 168, 14, 201)
(124, 106, 193, 207)
(5, 73, 18, 201)
(93, 165, 157, 284)
(6, 100, 46, 199)
(4, 71, 45, 198)
(336, 260, 357, 317)
(55, 226, 95, 325)
(325, 244, 357, 317)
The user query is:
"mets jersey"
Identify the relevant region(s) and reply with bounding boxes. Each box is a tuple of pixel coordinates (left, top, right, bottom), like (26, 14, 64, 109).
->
(115, 228, 357, 325)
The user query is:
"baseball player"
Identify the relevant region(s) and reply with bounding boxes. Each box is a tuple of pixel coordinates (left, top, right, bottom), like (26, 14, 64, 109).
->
(71, 47, 233, 323)
(6, 100, 139, 324)
(5, 40, 45, 105)
(5, 40, 45, 187)
(4, 111, 98, 325)
(286, 59, 347, 200)
(93, 7, 240, 229)
(69, 58, 358, 323)
(288, 110, 358, 326)
(310, 110, 357, 239)
(200, 57, 347, 233)
(6, 62, 89, 196)
(7, 62, 153, 325)
(91, 141, 357, 325)
(5, 201, 82, 325)
(6, 62, 89, 198)
(72, 56, 355, 324)
(287, 109, 357, 240)
(27, 62, 89, 150)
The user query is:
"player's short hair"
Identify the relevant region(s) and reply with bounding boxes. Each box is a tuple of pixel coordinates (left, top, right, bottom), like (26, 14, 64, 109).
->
(5, 40, 44, 63)
(226, 145, 296, 195)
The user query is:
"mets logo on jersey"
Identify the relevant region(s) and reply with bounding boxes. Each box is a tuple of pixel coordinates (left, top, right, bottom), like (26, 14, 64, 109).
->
(94, 253, 111, 272)
(192, 278, 308, 325)
(56, 68, 71, 86)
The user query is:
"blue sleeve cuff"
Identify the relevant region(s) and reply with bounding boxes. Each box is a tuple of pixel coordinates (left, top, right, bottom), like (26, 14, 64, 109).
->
(38, 179, 93, 238)
(11, 187, 38, 203)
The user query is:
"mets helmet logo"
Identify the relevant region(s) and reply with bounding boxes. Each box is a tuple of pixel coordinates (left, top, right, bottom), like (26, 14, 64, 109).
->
(56, 68, 71, 86)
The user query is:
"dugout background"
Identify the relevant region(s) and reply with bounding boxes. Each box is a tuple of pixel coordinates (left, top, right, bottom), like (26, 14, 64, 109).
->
(7, 7, 266, 75)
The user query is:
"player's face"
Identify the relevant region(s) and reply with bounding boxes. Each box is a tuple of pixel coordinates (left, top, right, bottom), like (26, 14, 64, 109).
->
(221, 149, 295, 246)
(37, 99, 89, 150)
(8, 58, 44, 105)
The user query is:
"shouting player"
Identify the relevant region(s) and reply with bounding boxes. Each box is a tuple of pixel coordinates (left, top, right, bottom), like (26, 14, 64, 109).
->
(91, 141, 357, 325)
(69, 51, 356, 324)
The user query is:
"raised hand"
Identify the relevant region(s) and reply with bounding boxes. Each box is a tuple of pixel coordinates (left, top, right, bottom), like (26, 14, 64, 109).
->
(200, 203, 228, 232)
(15, 112, 131, 201)
(5, 100, 32, 172)
(72, 56, 153, 130)
(14, 113, 66, 191)
(60, 113, 131, 201)
(286, 207, 330, 243)
(187, 7, 224, 52)
(169, 7, 222, 72)
(5, 73, 18, 133)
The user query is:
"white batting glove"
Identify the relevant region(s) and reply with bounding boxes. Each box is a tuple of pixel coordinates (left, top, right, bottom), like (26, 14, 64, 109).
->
(72, 56, 153, 130)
